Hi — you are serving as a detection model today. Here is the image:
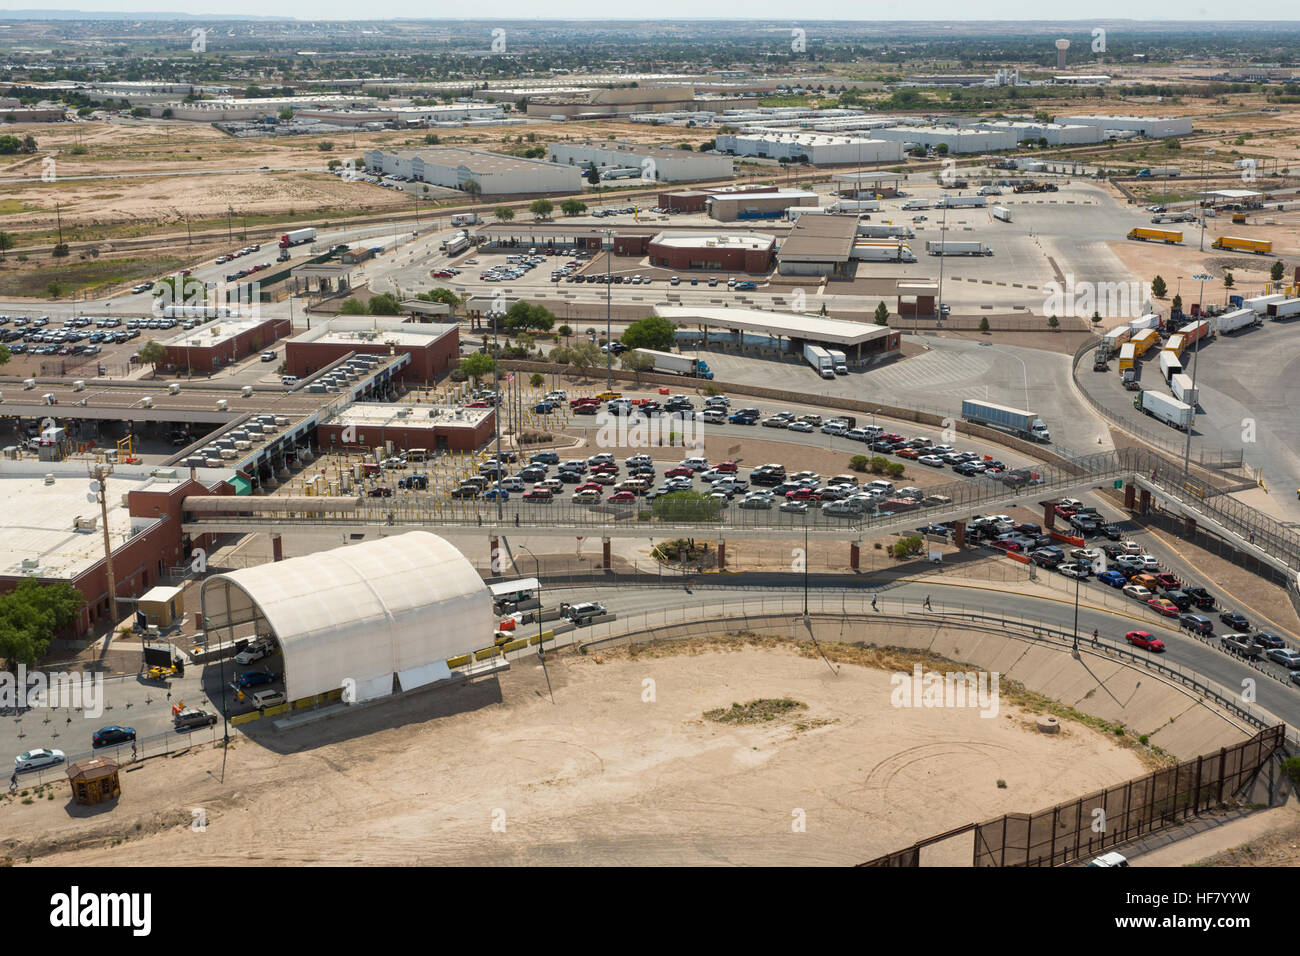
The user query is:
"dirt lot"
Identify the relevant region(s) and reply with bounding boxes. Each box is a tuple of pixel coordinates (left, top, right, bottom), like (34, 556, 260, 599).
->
(0, 639, 1147, 867)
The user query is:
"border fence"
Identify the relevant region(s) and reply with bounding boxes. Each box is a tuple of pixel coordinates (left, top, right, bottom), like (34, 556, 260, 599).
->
(861, 724, 1286, 867)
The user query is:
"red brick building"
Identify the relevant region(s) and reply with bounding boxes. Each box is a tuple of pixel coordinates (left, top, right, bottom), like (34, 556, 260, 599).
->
(285, 319, 459, 384)
(163, 318, 292, 374)
(646, 232, 775, 273)
(657, 190, 708, 213)
(315, 403, 495, 454)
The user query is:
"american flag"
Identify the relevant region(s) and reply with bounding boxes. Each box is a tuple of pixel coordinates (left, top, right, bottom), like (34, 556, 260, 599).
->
(506, 373, 514, 383)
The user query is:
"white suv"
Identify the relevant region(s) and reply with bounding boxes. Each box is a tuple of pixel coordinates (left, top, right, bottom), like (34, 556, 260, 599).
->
(234, 638, 274, 665)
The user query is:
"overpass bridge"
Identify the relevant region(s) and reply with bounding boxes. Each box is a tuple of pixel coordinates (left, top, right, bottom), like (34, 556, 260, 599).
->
(180, 445, 1300, 581)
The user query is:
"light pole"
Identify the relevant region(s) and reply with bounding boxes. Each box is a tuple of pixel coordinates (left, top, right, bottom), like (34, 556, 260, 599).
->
(933, 200, 949, 331)
(604, 229, 613, 391)
(1182, 273, 1212, 478)
(516, 544, 553, 703)
(1198, 150, 1214, 252)
(492, 311, 503, 521)
(802, 513, 810, 618)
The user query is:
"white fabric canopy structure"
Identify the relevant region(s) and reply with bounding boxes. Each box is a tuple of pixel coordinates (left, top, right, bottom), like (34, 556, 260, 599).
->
(201, 531, 490, 704)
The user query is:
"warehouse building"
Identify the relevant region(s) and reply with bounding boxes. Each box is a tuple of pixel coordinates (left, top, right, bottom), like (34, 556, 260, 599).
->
(775, 215, 860, 278)
(658, 190, 710, 213)
(294, 104, 505, 127)
(200, 532, 492, 706)
(870, 126, 1018, 154)
(364, 147, 582, 196)
(317, 402, 494, 454)
(707, 188, 818, 221)
(285, 318, 459, 383)
(645, 232, 775, 272)
(832, 171, 906, 199)
(162, 317, 292, 374)
(1052, 114, 1193, 138)
(714, 131, 903, 165)
(547, 141, 732, 182)
(525, 85, 697, 119)
(965, 119, 1104, 145)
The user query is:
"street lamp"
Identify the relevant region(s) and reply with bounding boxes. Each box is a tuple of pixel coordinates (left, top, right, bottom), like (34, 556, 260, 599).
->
(515, 544, 553, 704)
(1182, 273, 1212, 478)
(604, 229, 613, 391)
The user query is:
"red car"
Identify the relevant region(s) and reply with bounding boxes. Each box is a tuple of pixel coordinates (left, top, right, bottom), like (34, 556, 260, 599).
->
(896, 447, 923, 460)
(576, 482, 602, 494)
(1153, 572, 1180, 590)
(432, 270, 455, 278)
(994, 540, 1023, 552)
(784, 487, 818, 501)
(569, 397, 600, 408)
(609, 491, 637, 503)
(880, 433, 903, 443)
(1054, 505, 1078, 518)
(714, 460, 738, 473)
(665, 466, 694, 478)
(466, 401, 489, 409)
(589, 462, 618, 474)
(1147, 598, 1180, 617)
(1125, 630, 1165, 652)
(522, 489, 553, 502)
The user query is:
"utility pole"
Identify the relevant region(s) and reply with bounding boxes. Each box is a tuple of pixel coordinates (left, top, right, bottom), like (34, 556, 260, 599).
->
(605, 230, 613, 391)
(88, 463, 118, 640)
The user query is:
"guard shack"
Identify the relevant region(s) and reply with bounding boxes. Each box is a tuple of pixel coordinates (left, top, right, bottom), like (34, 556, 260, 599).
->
(67, 757, 121, 806)
(136, 585, 184, 630)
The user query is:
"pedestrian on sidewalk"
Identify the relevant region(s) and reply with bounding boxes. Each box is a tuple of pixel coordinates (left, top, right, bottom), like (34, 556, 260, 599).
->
(923, 595, 932, 610)
(1248, 531, 1255, 545)
(871, 595, 878, 611)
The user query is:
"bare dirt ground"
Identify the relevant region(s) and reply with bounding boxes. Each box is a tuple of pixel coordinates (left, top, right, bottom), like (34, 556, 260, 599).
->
(0, 640, 1147, 867)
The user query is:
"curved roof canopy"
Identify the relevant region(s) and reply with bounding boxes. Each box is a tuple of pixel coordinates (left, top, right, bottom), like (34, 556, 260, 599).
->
(201, 531, 490, 704)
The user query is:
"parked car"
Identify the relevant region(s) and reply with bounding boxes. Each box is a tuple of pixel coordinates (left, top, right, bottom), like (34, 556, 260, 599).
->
(1266, 647, 1300, 669)
(14, 748, 64, 771)
(1220, 610, 1251, 631)
(174, 708, 218, 730)
(1146, 597, 1180, 617)
(1180, 613, 1214, 635)
(92, 725, 137, 747)
(1096, 570, 1127, 588)
(1122, 584, 1153, 602)
(234, 637, 275, 665)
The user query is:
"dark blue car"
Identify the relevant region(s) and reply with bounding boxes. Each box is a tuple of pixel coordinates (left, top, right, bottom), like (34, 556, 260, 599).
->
(92, 725, 136, 748)
(1097, 570, 1128, 588)
(234, 670, 277, 690)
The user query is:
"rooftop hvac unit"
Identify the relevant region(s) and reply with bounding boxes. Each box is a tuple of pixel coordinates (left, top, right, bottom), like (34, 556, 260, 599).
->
(219, 448, 237, 459)
(73, 380, 85, 391)
(274, 416, 289, 426)
(260, 424, 277, 434)
(74, 516, 99, 532)
(151, 468, 177, 479)
(234, 440, 251, 450)
(20, 558, 40, 572)
(216, 399, 228, 411)
(42, 393, 55, 405)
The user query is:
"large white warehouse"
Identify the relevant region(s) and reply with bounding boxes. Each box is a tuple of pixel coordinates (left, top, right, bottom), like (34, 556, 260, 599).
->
(869, 126, 1018, 153)
(965, 120, 1104, 146)
(547, 140, 733, 181)
(364, 147, 583, 195)
(715, 131, 904, 165)
(1052, 114, 1193, 138)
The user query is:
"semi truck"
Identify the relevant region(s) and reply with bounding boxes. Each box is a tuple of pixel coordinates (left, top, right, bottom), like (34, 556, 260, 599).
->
(1180, 318, 1212, 347)
(1101, 326, 1131, 357)
(1267, 298, 1300, 319)
(1136, 167, 1180, 178)
(901, 199, 931, 210)
(633, 348, 713, 380)
(856, 223, 914, 239)
(1117, 342, 1136, 372)
(1212, 236, 1272, 254)
(992, 206, 1012, 222)
(851, 241, 916, 263)
(1127, 228, 1182, 244)
(1170, 372, 1199, 407)
(450, 213, 481, 226)
(1245, 293, 1286, 314)
(279, 227, 316, 248)
(1130, 328, 1159, 357)
(925, 240, 993, 256)
(803, 344, 836, 379)
(444, 232, 472, 256)
(832, 200, 882, 213)
(1164, 333, 1187, 359)
(1151, 211, 1195, 223)
(1128, 313, 1162, 332)
(1214, 307, 1261, 334)
(1158, 349, 1183, 383)
(935, 195, 987, 209)
(826, 349, 848, 375)
(960, 399, 1050, 442)
(1135, 390, 1193, 430)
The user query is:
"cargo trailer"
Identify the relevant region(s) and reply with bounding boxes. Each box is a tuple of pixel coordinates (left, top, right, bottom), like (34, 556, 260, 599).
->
(1170, 373, 1199, 407)
(803, 344, 835, 379)
(1159, 349, 1183, 383)
(1212, 236, 1272, 254)
(632, 349, 713, 380)
(925, 240, 992, 256)
(1244, 293, 1286, 314)
(1128, 313, 1162, 332)
(1101, 326, 1131, 356)
(1266, 298, 1300, 319)
(1130, 328, 1159, 357)
(1214, 308, 1260, 333)
(1127, 228, 1182, 244)
(1135, 390, 1193, 430)
(992, 206, 1012, 222)
(960, 399, 1050, 442)
(1117, 342, 1136, 372)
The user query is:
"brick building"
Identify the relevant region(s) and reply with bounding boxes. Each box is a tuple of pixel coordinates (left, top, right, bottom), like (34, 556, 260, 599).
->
(645, 232, 776, 272)
(162, 317, 292, 374)
(316, 403, 495, 454)
(285, 318, 459, 384)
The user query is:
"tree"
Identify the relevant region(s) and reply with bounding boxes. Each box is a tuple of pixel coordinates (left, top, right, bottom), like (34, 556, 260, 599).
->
(529, 372, 545, 388)
(621, 351, 655, 378)
(503, 300, 555, 333)
(934, 143, 949, 155)
(0, 344, 9, 369)
(0, 579, 84, 669)
(138, 339, 167, 373)
(462, 179, 481, 200)
(886, 462, 905, 479)
(978, 316, 990, 332)
(1223, 271, 1235, 289)
(1271, 260, 1286, 282)
(873, 301, 889, 325)
(557, 324, 572, 342)
(561, 199, 588, 217)
(368, 293, 402, 315)
(51, 243, 69, 258)
(1171, 294, 1182, 313)
(494, 206, 515, 221)
(569, 341, 600, 371)
(1047, 315, 1060, 330)
(1092, 311, 1102, 325)
(621, 315, 676, 351)
(1151, 275, 1167, 299)
(585, 166, 600, 186)
(529, 198, 554, 220)
(459, 353, 496, 385)
(317, 140, 334, 152)
(0, 231, 12, 259)
(278, 108, 293, 120)
(418, 288, 461, 310)
(652, 490, 721, 522)
(339, 298, 367, 315)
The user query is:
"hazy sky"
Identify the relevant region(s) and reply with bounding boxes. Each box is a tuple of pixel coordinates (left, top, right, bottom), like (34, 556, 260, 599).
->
(0, 4, 1258, 21)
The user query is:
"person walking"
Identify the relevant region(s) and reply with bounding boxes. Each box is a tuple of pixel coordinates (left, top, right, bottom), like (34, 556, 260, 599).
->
(871, 595, 878, 612)
(923, 594, 932, 611)
(1092, 628, 1099, 646)
(9, 769, 17, 794)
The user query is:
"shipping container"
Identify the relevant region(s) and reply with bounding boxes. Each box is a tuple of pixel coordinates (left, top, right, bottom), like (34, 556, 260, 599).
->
(1244, 293, 1286, 314)
(1127, 228, 1182, 244)
(1266, 298, 1300, 319)
(1128, 313, 1162, 332)
(1117, 342, 1136, 372)
(992, 206, 1012, 222)
(1211, 236, 1272, 254)
(1159, 349, 1183, 383)
(1130, 328, 1159, 357)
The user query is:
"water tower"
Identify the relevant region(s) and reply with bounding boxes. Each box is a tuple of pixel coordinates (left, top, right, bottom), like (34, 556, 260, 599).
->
(1055, 39, 1071, 71)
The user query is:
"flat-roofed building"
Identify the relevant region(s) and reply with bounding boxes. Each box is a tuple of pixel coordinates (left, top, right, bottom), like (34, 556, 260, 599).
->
(317, 402, 494, 454)
(1053, 114, 1192, 138)
(658, 190, 709, 213)
(715, 131, 903, 165)
(646, 232, 775, 272)
(965, 119, 1103, 145)
(870, 126, 1018, 153)
(364, 147, 582, 196)
(707, 189, 818, 221)
(547, 141, 732, 182)
(285, 318, 459, 382)
(655, 305, 900, 361)
(163, 317, 292, 374)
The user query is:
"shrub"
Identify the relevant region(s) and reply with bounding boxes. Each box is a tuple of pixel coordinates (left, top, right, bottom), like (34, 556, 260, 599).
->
(886, 462, 905, 479)
(849, 455, 870, 472)
(869, 456, 888, 474)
